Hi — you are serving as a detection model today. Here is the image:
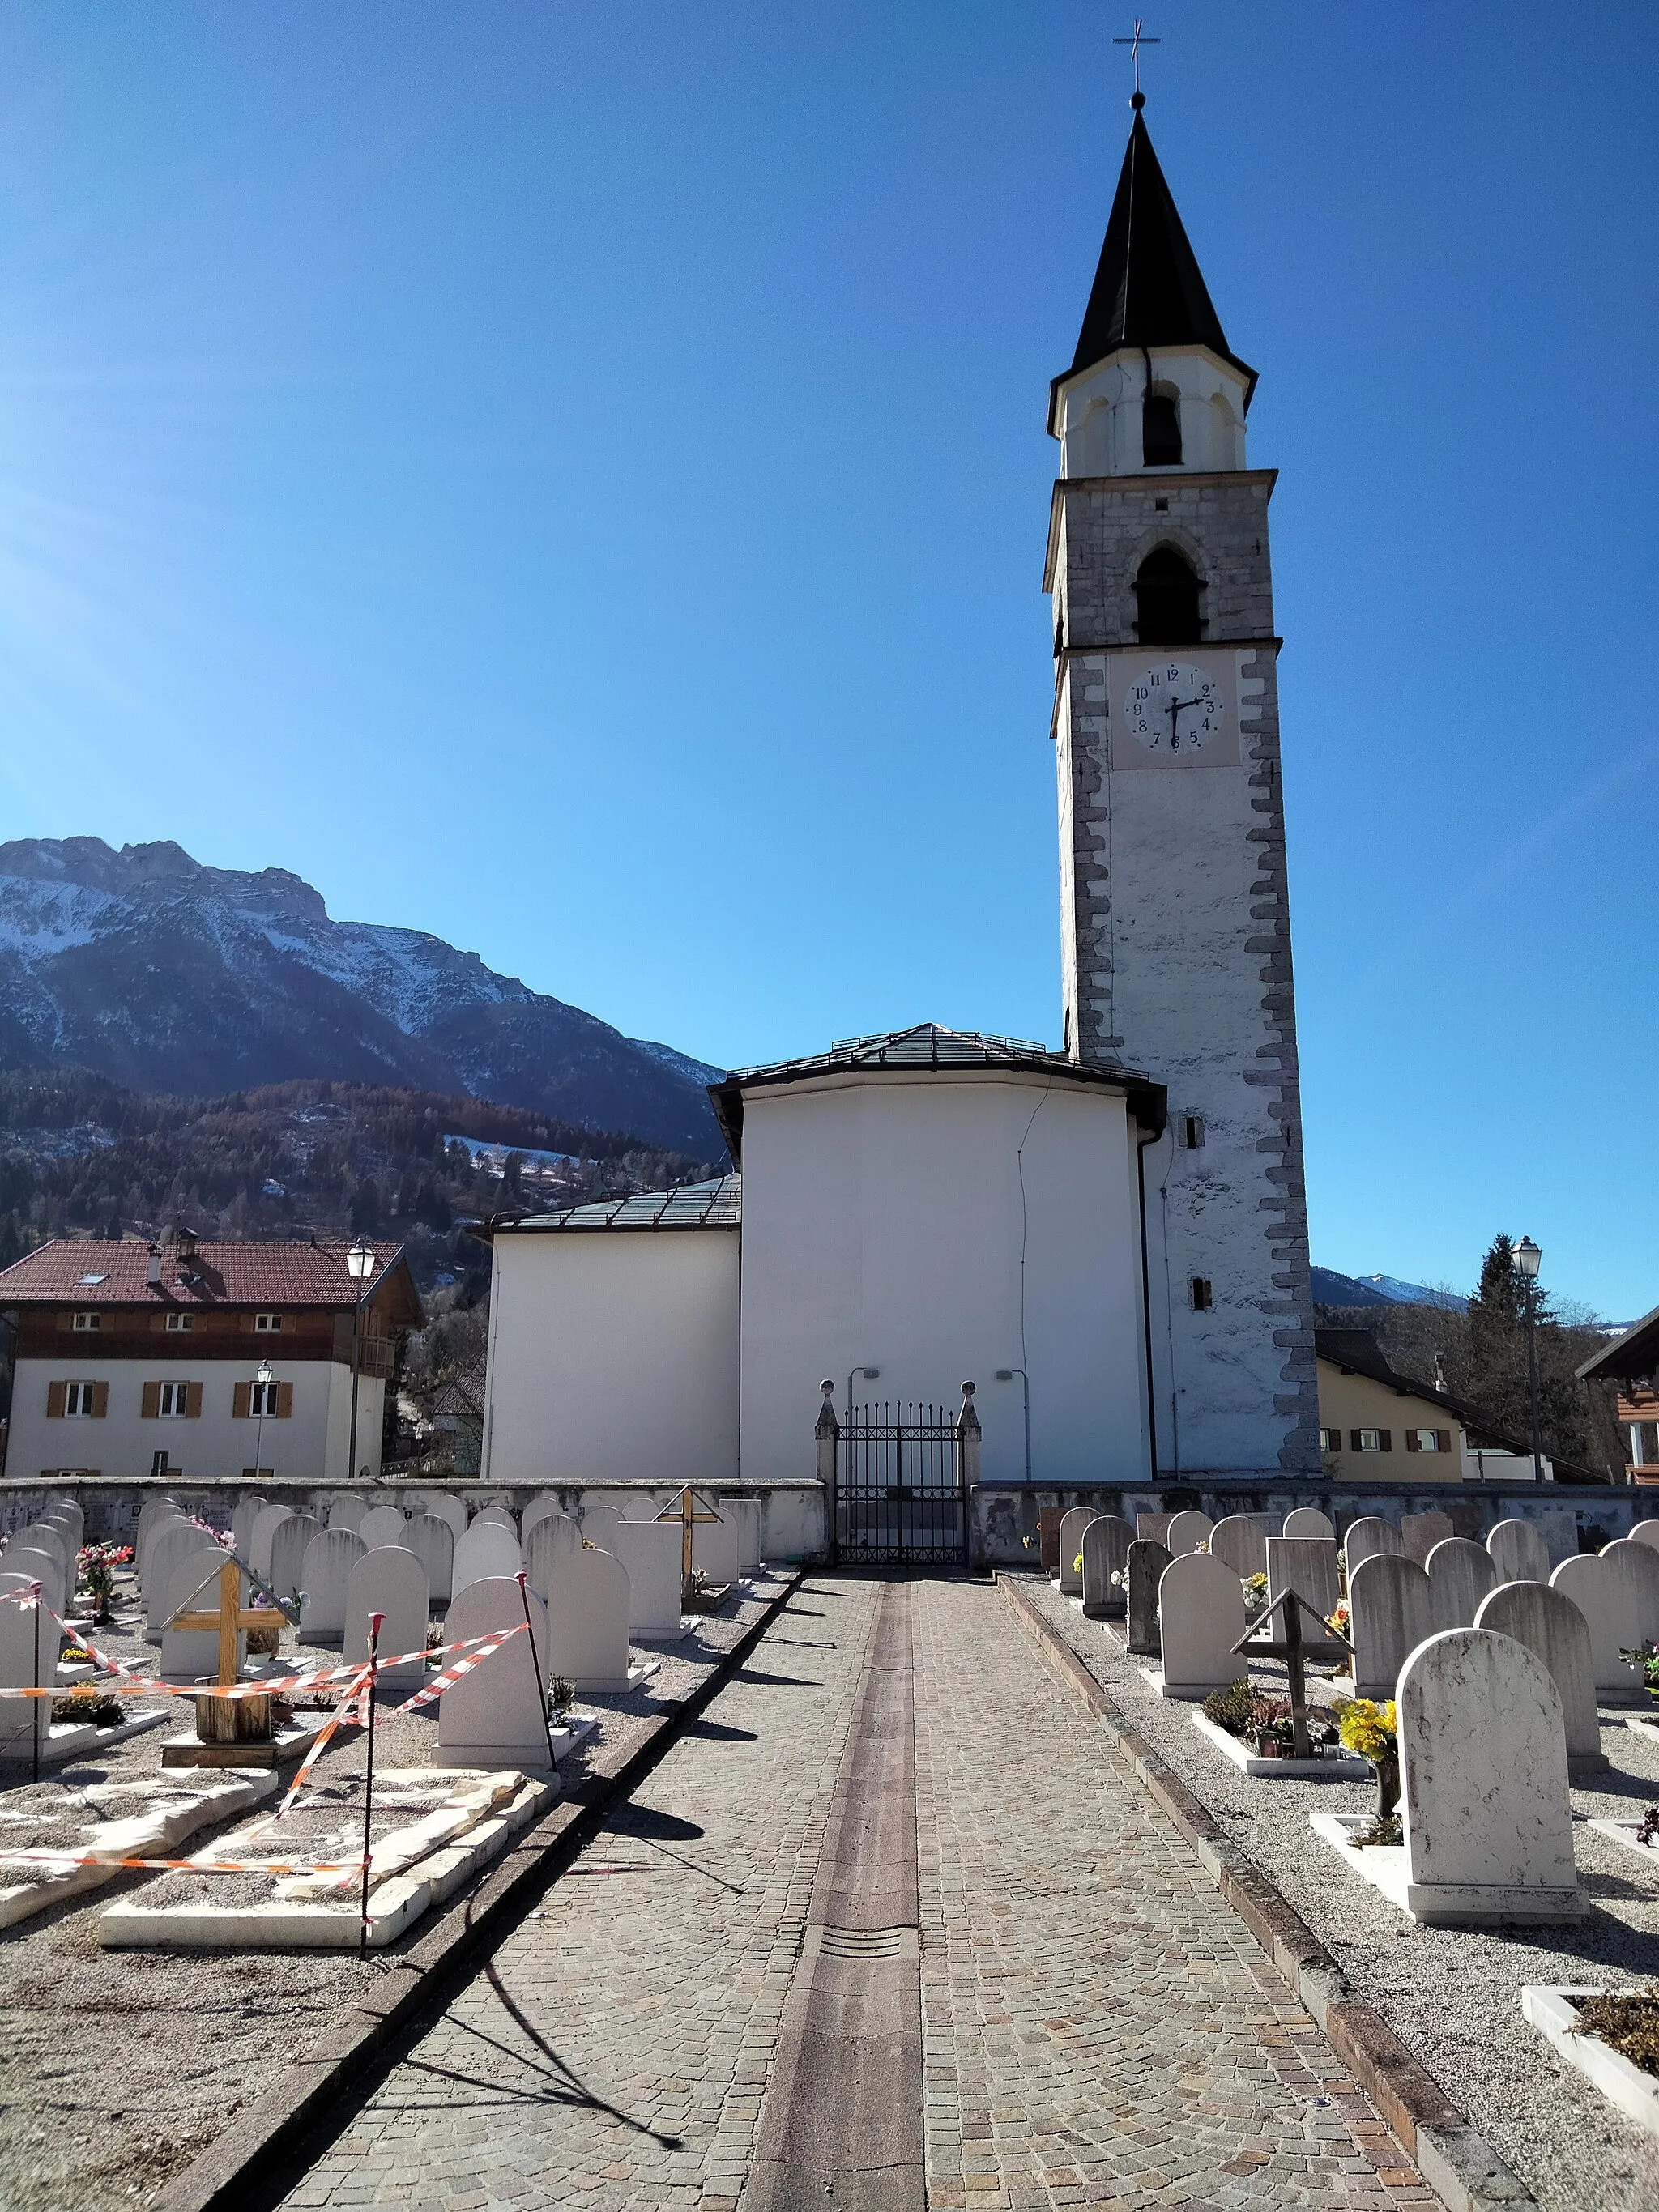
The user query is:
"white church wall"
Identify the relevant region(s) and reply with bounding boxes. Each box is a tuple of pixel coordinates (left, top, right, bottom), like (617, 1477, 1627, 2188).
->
(1054, 347, 1250, 480)
(482, 1230, 740, 1489)
(736, 1071, 1149, 1489)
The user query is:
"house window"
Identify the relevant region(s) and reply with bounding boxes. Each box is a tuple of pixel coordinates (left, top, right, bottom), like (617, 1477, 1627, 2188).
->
(1351, 1427, 1392, 1453)
(1182, 1115, 1204, 1150)
(1319, 1427, 1341, 1451)
(1141, 390, 1183, 467)
(165, 1313, 193, 1332)
(255, 1313, 284, 1332)
(1132, 546, 1203, 646)
(48, 1380, 106, 1419)
(72, 1311, 100, 1332)
(64, 1382, 96, 1417)
(1190, 1276, 1213, 1311)
(158, 1382, 190, 1417)
(1405, 1428, 1452, 1454)
(250, 1380, 279, 1418)
(1630, 1422, 1659, 1468)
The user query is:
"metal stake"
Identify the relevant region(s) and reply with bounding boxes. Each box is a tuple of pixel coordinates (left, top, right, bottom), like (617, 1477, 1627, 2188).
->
(360, 1610, 383, 1956)
(516, 1571, 559, 1774)
(32, 1586, 42, 1786)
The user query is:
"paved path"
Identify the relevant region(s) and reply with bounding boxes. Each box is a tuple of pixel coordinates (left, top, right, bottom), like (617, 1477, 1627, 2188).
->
(284, 1579, 1439, 2211)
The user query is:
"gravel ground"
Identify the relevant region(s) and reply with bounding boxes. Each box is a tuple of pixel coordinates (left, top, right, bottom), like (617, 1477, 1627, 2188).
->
(0, 1565, 788, 2212)
(1017, 1573, 1659, 2212)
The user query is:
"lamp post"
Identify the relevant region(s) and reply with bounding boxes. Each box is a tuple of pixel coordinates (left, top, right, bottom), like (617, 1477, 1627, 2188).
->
(345, 1240, 377, 1483)
(846, 1366, 880, 1418)
(254, 1360, 273, 1477)
(994, 1368, 1033, 1485)
(1512, 1235, 1544, 1482)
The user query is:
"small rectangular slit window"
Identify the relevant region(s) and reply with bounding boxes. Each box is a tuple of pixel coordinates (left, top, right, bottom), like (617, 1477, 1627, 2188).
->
(1189, 1277, 1213, 1311)
(1182, 1115, 1204, 1150)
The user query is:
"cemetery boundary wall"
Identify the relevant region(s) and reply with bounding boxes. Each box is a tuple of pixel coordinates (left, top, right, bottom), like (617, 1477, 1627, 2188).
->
(996, 1571, 1534, 2212)
(152, 1568, 807, 2212)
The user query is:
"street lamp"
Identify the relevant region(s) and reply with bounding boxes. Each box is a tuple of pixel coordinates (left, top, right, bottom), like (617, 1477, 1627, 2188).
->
(994, 1369, 1033, 1485)
(345, 1241, 377, 1483)
(847, 1366, 880, 1417)
(1512, 1235, 1544, 1481)
(254, 1360, 274, 1477)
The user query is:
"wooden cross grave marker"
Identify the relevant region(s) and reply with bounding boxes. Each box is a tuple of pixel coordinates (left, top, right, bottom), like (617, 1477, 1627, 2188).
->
(654, 1485, 724, 1599)
(1229, 1584, 1351, 1760)
(171, 1558, 288, 1690)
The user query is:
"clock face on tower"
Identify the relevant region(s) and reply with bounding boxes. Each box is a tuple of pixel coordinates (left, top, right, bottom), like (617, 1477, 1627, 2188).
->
(1121, 662, 1226, 757)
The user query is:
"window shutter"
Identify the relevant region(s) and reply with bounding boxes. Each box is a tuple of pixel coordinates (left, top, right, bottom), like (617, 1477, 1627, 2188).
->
(91, 1383, 109, 1419)
(184, 1382, 203, 1420)
(240, 1313, 255, 1333)
(275, 1381, 294, 1418)
(1349, 1429, 1362, 1452)
(1437, 1430, 1451, 1454)
(232, 1382, 252, 1420)
(1378, 1429, 1392, 1452)
(46, 1382, 66, 1418)
(142, 1381, 160, 1419)
(1405, 1430, 1419, 1453)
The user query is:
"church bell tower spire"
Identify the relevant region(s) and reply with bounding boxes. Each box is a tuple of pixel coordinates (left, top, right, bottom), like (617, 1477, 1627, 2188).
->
(1046, 93, 1319, 1478)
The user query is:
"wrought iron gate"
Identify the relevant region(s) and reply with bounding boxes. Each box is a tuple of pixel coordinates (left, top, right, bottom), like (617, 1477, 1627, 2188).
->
(834, 1401, 967, 1567)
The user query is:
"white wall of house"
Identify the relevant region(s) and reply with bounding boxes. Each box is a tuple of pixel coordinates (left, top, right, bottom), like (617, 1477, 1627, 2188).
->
(482, 1229, 740, 1488)
(6, 1357, 381, 1483)
(736, 1071, 1150, 1488)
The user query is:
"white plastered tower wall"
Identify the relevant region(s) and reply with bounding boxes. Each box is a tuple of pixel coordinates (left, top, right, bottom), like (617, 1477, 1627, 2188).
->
(1048, 365, 1319, 1477)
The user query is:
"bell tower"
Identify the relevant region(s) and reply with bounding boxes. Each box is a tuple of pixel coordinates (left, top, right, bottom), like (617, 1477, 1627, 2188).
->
(1047, 96, 1318, 1476)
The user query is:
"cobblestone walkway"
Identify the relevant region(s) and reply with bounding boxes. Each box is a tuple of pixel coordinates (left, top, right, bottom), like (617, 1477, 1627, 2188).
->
(284, 1579, 1437, 2210)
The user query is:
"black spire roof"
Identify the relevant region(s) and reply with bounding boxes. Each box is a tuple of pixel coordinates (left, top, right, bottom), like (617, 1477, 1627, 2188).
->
(1051, 106, 1256, 428)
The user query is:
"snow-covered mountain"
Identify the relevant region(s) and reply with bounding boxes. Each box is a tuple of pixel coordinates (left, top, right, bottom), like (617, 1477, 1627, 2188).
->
(1311, 1264, 1468, 1313)
(0, 838, 725, 1156)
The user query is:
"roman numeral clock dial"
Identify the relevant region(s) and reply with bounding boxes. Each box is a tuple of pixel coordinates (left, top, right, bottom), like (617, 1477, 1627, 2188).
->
(1122, 663, 1226, 756)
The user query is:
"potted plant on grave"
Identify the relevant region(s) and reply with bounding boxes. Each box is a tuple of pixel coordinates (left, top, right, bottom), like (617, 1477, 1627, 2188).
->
(1333, 1695, 1400, 1843)
(1248, 1694, 1297, 1758)
(1619, 1641, 1659, 1699)
(76, 1543, 122, 1625)
(548, 1677, 575, 1722)
(51, 1684, 124, 1729)
(1201, 1680, 1256, 1740)
(1241, 1572, 1269, 1621)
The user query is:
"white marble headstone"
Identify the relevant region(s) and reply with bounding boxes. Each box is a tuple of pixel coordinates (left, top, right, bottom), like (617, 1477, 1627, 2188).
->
(0, 1583, 49, 1758)
(1348, 1554, 1435, 1701)
(404, 1513, 455, 1605)
(1156, 1552, 1246, 1698)
(160, 1549, 245, 1683)
(135, 1496, 182, 1583)
(1282, 1507, 1335, 1542)
(300, 1528, 367, 1644)
(3, 1548, 66, 1627)
(1165, 1510, 1214, 1557)
(1425, 1537, 1497, 1633)
(1342, 1517, 1402, 1576)
(420, 1492, 468, 1547)
(692, 1507, 740, 1587)
(548, 1545, 633, 1691)
(358, 1504, 407, 1553)
(527, 1514, 582, 1608)
(44, 1495, 85, 1552)
(521, 1495, 564, 1545)
(1081, 1515, 1134, 1617)
(249, 1504, 293, 1581)
(437, 1575, 552, 1771)
(1550, 1553, 1640, 1699)
(1208, 1515, 1269, 1578)
(453, 1519, 523, 1595)
(579, 1504, 624, 1553)
(1475, 1580, 1604, 1777)
(1400, 1511, 1454, 1567)
(1630, 1520, 1659, 1556)
(268, 1513, 319, 1605)
(1266, 1536, 1339, 1626)
(344, 1545, 430, 1687)
(611, 1519, 685, 1635)
(1057, 1508, 1096, 1592)
(11, 1524, 68, 1584)
(326, 1496, 368, 1534)
(725, 1498, 761, 1572)
(471, 1503, 518, 1536)
(1601, 1536, 1659, 1652)
(1486, 1518, 1550, 1587)
(145, 1520, 211, 1637)
(229, 1494, 267, 1554)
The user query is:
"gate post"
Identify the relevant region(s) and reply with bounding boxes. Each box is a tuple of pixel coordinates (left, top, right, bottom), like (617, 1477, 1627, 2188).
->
(956, 1380, 980, 1566)
(816, 1380, 840, 1566)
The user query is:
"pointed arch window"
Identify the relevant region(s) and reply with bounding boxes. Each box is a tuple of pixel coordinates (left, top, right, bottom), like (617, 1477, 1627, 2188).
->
(1141, 390, 1183, 467)
(1133, 547, 1204, 646)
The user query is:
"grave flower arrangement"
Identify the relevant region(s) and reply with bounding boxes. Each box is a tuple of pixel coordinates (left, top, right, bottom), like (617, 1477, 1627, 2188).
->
(1334, 1695, 1400, 1842)
(75, 1542, 130, 1623)
(1240, 1571, 1269, 1619)
(1618, 1640, 1659, 1698)
(52, 1684, 124, 1728)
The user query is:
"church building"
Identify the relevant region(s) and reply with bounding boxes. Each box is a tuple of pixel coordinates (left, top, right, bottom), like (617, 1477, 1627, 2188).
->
(478, 99, 1320, 1511)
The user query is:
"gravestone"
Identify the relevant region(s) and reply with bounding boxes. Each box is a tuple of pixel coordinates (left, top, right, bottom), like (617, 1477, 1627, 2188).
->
(160, 1550, 249, 1683)
(1125, 1539, 1173, 1656)
(1057, 1509, 1096, 1595)
(1475, 1581, 1606, 1778)
(1396, 1627, 1581, 1920)
(3, 1548, 66, 1626)
(724, 1498, 762, 1573)
(1601, 1539, 1659, 1671)
(692, 1507, 740, 1586)
(1209, 1516, 1269, 1577)
(1348, 1554, 1435, 1700)
(136, 1496, 182, 1582)
(581, 1503, 625, 1554)
(1486, 1518, 1550, 1587)
(404, 1513, 455, 1605)
(0, 1583, 49, 1759)
(1426, 1537, 1497, 1633)
(1550, 1554, 1641, 1700)
(1282, 1507, 1334, 1541)
(11, 1524, 69, 1584)
(344, 1546, 429, 1687)
(453, 1519, 522, 1595)
(1156, 1552, 1247, 1697)
(548, 1545, 633, 1691)
(420, 1492, 468, 1547)
(268, 1513, 320, 1605)
(1400, 1511, 1455, 1567)
(139, 1511, 187, 1600)
(1342, 1516, 1402, 1577)
(1266, 1536, 1339, 1628)
(45, 1511, 81, 1564)
(1081, 1515, 1134, 1618)
(45, 1495, 85, 1551)
(1166, 1510, 1214, 1557)
(249, 1504, 293, 1581)
(471, 1503, 518, 1535)
(1035, 1509, 1063, 1574)
(358, 1504, 407, 1552)
(327, 1496, 367, 1533)
(528, 1514, 583, 1607)
(229, 1494, 268, 1555)
(1136, 1512, 1173, 1549)
(437, 1575, 552, 1771)
(1630, 1520, 1659, 1557)
(299, 1528, 367, 1644)
(146, 1521, 213, 1638)
(522, 1496, 564, 1545)
(612, 1519, 684, 1635)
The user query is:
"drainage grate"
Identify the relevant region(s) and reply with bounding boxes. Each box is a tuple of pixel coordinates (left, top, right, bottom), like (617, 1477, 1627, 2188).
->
(816, 1925, 911, 1959)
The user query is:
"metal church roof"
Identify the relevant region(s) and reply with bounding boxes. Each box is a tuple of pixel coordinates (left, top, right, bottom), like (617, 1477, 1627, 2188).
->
(500, 1174, 741, 1234)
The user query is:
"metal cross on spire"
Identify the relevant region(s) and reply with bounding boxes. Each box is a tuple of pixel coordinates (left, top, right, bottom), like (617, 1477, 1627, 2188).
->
(1114, 16, 1159, 107)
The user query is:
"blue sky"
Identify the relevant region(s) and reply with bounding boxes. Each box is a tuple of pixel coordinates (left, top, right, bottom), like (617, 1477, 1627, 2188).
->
(0, 4, 1654, 1316)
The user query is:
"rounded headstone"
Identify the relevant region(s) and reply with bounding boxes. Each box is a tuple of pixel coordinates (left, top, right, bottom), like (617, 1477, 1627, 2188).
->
(453, 1519, 523, 1595)
(547, 1545, 632, 1692)
(358, 1504, 408, 1553)
(3, 1548, 66, 1625)
(299, 1528, 368, 1643)
(268, 1513, 321, 1605)
(159, 1549, 243, 1683)
(1341, 1517, 1402, 1577)
(527, 1514, 582, 1607)
(1629, 1520, 1659, 1556)
(1486, 1518, 1550, 1587)
(1209, 1515, 1268, 1578)
(405, 1513, 455, 1605)
(1057, 1507, 1097, 1593)
(145, 1520, 212, 1637)
(438, 1575, 552, 1770)
(344, 1545, 430, 1687)
(230, 1494, 268, 1556)
(1165, 1510, 1214, 1558)
(1282, 1507, 1335, 1542)
(1475, 1580, 1604, 1775)
(1081, 1515, 1134, 1618)
(326, 1497, 368, 1534)
(471, 1504, 518, 1536)
(1266, 1536, 1340, 1626)
(1550, 1553, 1634, 1695)
(611, 1519, 684, 1634)
(419, 1492, 468, 1547)
(521, 1496, 565, 1545)
(1601, 1537, 1659, 1660)
(249, 1503, 294, 1582)
(1157, 1552, 1247, 1697)
(1425, 1537, 1497, 1634)
(580, 1504, 624, 1553)
(1348, 1554, 1435, 1701)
